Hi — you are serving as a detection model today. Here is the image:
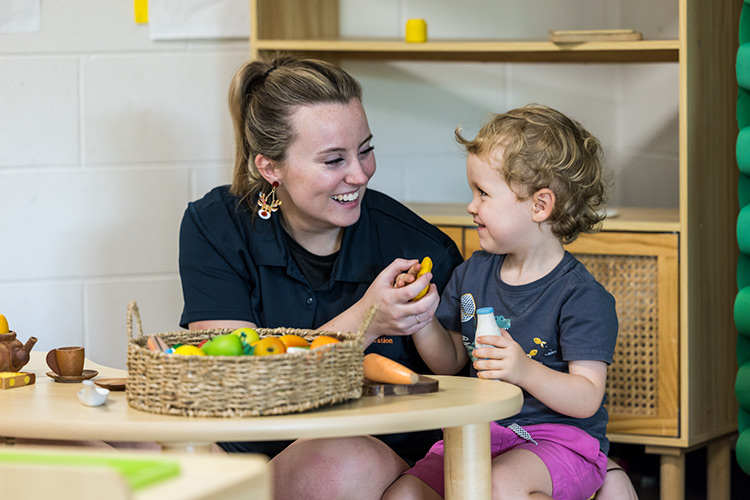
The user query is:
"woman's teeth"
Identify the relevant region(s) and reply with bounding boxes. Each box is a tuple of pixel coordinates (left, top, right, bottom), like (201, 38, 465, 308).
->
(331, 192, 359, 203)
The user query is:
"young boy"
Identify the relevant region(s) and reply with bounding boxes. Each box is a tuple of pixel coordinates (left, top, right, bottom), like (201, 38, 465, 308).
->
(386, 104, 619, 500)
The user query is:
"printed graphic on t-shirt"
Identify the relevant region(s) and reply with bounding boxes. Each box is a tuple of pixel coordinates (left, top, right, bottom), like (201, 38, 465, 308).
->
(528, 336, 557, 359)
(460, 293, 476, 322)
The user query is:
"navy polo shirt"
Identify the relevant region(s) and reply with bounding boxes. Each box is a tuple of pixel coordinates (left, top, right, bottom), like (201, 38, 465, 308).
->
(179, 186, 462, 374)
(179, 186, 463, 461)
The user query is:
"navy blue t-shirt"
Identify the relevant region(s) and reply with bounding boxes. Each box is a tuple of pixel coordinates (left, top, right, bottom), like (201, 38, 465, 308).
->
(436, 251, 618, 453)
(179, 186, 464, 461)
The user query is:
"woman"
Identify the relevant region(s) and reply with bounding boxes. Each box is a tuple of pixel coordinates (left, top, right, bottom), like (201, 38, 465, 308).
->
(179, 54, 637, 500)
(178, 54, 464, 500)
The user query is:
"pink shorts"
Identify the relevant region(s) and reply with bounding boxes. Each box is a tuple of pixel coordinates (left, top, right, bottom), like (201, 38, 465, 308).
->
(404, 422, 607, 500)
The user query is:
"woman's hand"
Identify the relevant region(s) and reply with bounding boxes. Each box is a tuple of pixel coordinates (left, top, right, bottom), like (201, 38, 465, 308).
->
(359, 258, 439, 339)
(393, 260, 421, 289)
(472, 330, 532, 386)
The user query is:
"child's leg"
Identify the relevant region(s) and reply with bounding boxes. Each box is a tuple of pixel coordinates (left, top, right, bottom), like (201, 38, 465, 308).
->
(490, 447, 553, 499)
(382, 473, 443, 500)
(510, 424, 608, 500)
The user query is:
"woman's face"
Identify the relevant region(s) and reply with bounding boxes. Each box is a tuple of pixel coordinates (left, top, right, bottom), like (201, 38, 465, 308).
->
(273, 99, 376, 241)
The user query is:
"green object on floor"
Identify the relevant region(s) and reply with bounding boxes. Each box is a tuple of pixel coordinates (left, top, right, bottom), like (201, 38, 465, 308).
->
(736, 287, 750, 338)
(740, 173, 750, 209)
(740, 335, 750, 368)
(740, 408, 750, 434)
(740, 253, 750, 290)
(739, 206, 750, 255)
(738, 428, 750, 475)
(0, 452, 180, 490)
(737, 362, 750, 410)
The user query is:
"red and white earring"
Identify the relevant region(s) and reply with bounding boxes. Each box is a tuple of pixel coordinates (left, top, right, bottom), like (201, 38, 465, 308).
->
(257, 181, 282, 219)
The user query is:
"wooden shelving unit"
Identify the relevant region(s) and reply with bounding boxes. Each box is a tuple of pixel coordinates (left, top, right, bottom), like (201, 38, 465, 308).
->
(249, 1, 740, 498)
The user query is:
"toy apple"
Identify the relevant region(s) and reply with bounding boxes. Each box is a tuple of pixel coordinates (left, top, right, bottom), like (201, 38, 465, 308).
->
(200, 333, 244, 356)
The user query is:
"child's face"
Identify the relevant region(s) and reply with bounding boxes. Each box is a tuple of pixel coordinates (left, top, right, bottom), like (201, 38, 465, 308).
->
(465, 153, 537, 255)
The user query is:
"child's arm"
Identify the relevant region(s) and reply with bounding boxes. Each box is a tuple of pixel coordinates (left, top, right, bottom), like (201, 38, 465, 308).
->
(412, 317, 469, 375)
(474, 331, 607, 419)
(393, 264, 469, 375)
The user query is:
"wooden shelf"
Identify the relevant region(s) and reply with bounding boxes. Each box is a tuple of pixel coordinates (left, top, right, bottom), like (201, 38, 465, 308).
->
(405, 203, 680, 233)
(253, 38, 679, 63)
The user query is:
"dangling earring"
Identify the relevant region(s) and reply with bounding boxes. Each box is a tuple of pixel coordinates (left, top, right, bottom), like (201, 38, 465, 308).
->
(257, 181, 282, 219)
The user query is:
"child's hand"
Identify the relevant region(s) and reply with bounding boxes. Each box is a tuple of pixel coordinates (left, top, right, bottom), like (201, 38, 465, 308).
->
(472, 330, 531, 386)
(393, 260, 422, 288)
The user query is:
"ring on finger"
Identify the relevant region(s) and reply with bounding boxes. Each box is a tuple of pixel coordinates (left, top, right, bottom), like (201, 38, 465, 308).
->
(415, 314, 422, 324)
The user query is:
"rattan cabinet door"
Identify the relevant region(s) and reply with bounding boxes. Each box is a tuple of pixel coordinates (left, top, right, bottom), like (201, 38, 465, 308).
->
(566, 232, 680, 438)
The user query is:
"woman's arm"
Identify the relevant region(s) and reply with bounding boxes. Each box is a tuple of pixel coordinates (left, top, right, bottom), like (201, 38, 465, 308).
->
(320, 258, 441, 348)
(188, 319, 257, 330)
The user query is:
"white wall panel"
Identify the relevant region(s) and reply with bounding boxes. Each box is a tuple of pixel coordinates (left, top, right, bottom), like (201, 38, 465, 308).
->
(0, 282, 84, 352)
(0, 168, 189, 280)
(82, 51, 246, 164)
(85, 277, 183, 369)
(0, 57, 80, 166)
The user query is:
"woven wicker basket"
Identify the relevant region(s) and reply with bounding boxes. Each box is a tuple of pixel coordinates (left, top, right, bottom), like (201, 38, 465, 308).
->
(125, 300, 370, 418)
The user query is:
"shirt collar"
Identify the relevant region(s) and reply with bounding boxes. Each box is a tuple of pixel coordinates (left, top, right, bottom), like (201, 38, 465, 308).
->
(249, 193, 378, 285)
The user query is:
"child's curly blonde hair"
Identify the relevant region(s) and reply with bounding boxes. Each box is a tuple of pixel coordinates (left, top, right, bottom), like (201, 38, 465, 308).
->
(456, 104, 609, 244)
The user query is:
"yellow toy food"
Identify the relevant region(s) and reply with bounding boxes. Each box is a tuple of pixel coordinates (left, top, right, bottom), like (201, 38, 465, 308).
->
(310, 336, 340, 349)
(253, 337, 286, 356)
(279, 334, 309, 349)
(232, 327, 260, 344)
(173, 345, 206, 356)
(0, 314, 9, 334)
(363, 353, 418, 385)
(412, 256, 433, 301)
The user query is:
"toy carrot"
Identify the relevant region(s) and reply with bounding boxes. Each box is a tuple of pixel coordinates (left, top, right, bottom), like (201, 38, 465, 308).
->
(363, 353, 418, 385)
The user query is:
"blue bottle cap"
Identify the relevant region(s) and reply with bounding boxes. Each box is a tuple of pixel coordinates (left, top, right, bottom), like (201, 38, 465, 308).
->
(477, 307, 494, 314)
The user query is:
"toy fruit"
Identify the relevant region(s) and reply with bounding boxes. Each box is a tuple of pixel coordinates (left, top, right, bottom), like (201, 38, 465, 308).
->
(310, 336, 340, 349)
(0, 314, 9, 334)
(253, 337, 286, 356)
(279, 334, 309, 349)
(232, 327, 260, 345)
(412, 256, 433, 301)
(173, 345, 206, 356)
(200, 333, 244, 356)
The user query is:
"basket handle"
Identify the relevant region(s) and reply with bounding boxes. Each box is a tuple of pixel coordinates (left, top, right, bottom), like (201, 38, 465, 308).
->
(126, 299, 145, 340)
(356, 304, 379, 338)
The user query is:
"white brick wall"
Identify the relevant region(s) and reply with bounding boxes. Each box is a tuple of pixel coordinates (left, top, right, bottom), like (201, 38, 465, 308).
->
(0, 0, 678, 369)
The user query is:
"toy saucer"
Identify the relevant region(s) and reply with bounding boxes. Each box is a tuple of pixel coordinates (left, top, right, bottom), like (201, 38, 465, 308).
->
(46, 369, 98, 383)
(94, 377, 126, 391)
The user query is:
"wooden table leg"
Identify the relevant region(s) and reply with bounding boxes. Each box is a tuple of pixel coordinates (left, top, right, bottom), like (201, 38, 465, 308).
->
(443, 422, 491, 500)
(159, 441, 213, 454)
(706, 437, 731, 500)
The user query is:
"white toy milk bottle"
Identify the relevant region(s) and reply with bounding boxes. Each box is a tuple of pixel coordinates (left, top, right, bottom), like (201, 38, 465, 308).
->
(475, 307, 503, 349)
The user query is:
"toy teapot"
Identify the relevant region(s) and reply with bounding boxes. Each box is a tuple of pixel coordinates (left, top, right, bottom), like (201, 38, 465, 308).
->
(0, 331, 38, 372)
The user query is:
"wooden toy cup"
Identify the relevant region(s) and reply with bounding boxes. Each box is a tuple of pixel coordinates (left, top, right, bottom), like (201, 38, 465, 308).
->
(46, 346, 85, 376)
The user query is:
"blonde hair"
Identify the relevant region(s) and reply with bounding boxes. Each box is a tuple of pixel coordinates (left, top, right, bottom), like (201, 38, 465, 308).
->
(228, 53, 363, 207)
(456, 104, 608, 244)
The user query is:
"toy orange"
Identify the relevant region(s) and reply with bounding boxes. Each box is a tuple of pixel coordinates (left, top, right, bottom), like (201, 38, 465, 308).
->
(279, 334, 310, 349)
(310, 336, 340, 349)
(253, 337, 286, 356)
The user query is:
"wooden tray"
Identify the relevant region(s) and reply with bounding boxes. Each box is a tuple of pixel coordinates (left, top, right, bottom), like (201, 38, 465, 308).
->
(363, 375, 439, 396)
(549, 29, 642, 43)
